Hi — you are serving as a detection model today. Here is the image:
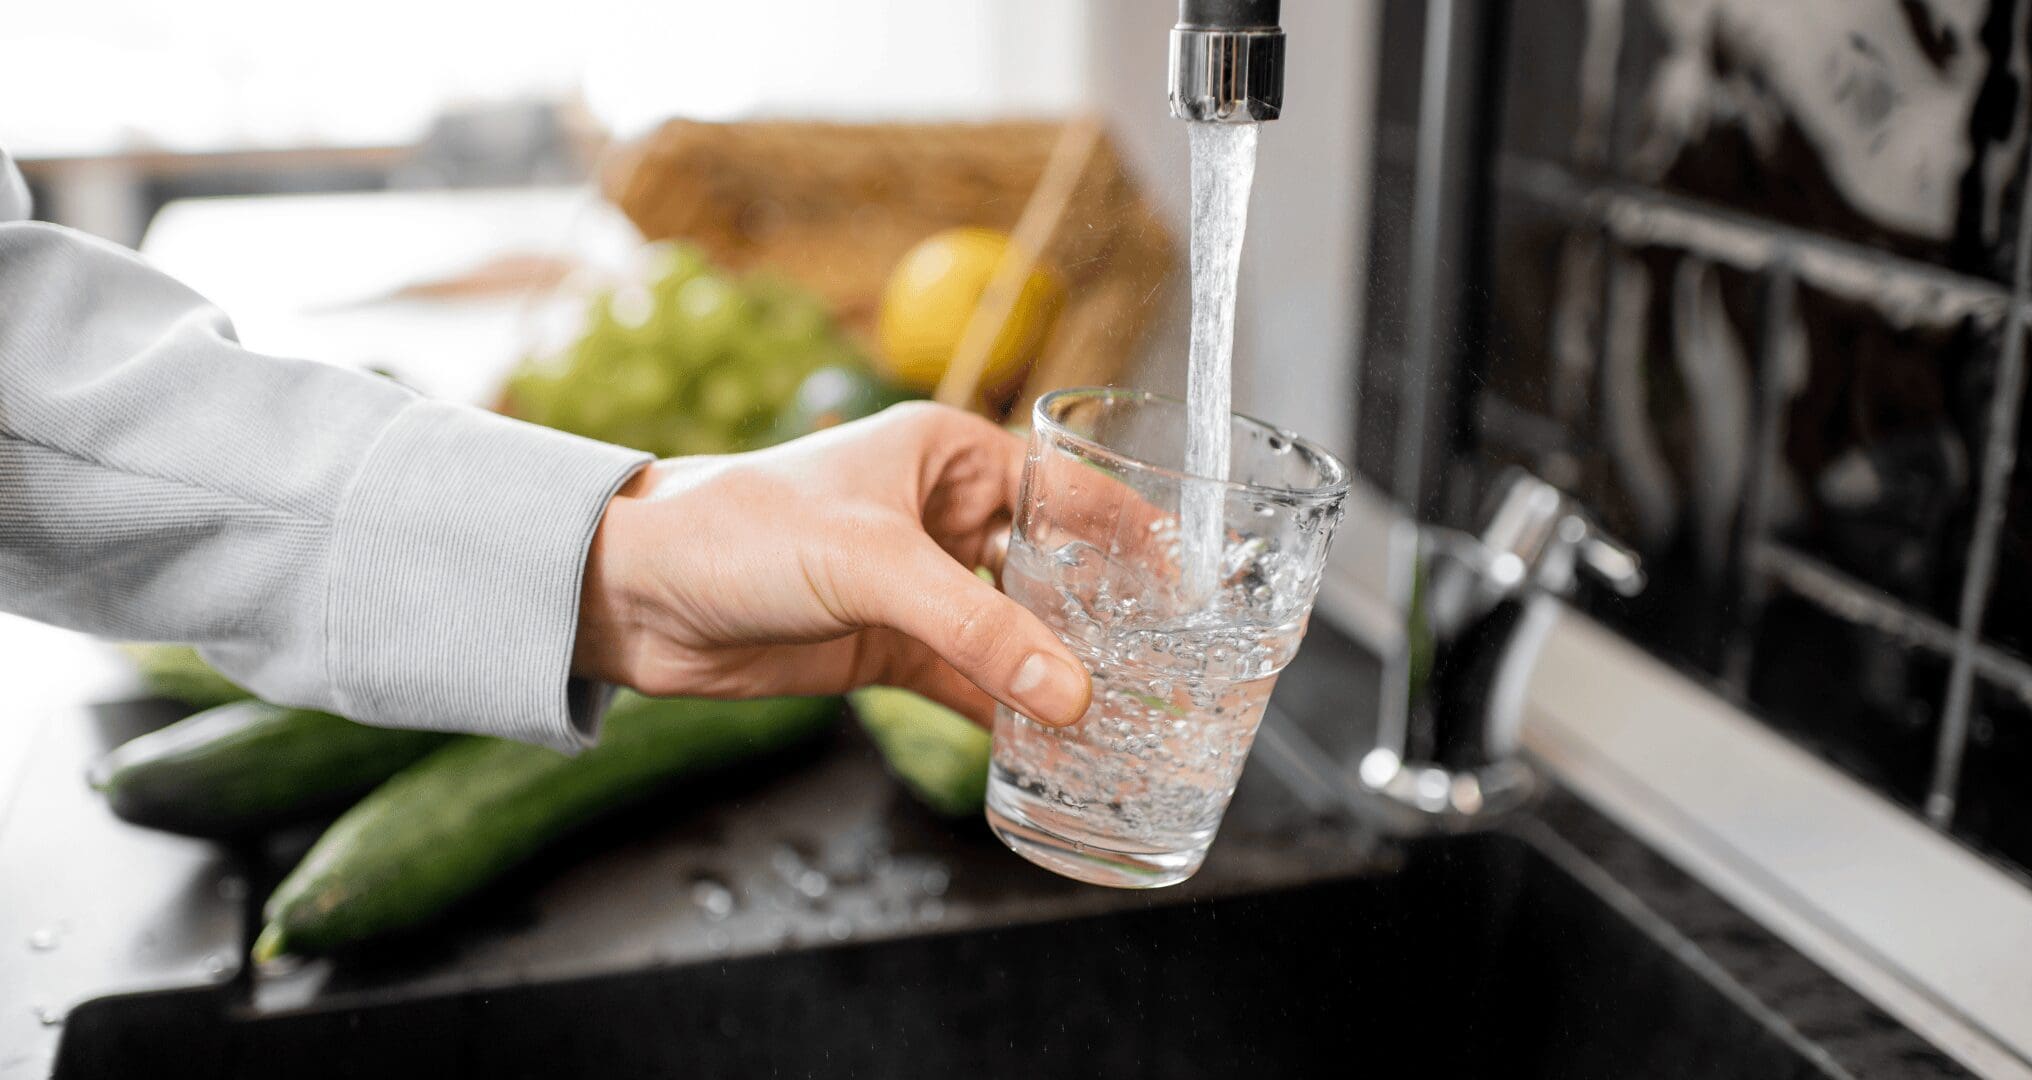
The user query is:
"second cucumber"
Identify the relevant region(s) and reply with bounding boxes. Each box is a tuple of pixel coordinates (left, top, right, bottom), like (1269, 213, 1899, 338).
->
(255, 692, 840, 960)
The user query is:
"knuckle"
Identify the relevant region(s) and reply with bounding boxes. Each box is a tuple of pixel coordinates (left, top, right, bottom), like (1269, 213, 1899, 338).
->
(885, 400, 969, 442)
(885, 399, 945, 425)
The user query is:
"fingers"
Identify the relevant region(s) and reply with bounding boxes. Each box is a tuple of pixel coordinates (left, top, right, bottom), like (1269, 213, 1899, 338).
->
(870, 643, 999, 728)
(978, 526, 1012, 581)
(851, 533, 1091, 727)
(891, 404, 1029, 555)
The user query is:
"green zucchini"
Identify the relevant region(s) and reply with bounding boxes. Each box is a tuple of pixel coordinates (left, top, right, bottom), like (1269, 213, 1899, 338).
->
(850, 686, 990, 818)
(254, 692, 839, 960)
(118, 644, 253, 709)
(89, 701, 453, 838)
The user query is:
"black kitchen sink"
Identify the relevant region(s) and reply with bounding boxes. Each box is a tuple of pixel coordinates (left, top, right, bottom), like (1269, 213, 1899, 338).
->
(53, 829, 1826, 1079)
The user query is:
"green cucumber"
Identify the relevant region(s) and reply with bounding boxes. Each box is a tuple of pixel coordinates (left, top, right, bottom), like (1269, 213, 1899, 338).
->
(118, 644, 253, 709)
(850, 686, 990, 818)
(89, 701, 453, 838)
(255, 693, 839, 960)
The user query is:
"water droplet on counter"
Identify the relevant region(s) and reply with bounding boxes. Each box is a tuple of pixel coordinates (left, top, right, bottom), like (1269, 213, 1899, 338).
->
(920, 866, 951, 898)
(794, 869, 830, 901)
(686, 873, 736, 921)
(768, 841, 817, 881)
(825, 916, 852, 942)
(33, 1005, 63, 1028)
(201, 953, 229, 979)
(26, 928, 57, 952)
(255, 951, 305, 979)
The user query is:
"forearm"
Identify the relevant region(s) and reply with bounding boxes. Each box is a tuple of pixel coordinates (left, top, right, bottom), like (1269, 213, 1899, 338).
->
(0, 220, 649, 748)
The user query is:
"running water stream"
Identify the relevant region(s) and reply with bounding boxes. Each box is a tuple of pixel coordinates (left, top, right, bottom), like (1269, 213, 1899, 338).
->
(1181, 121, 1260, 603)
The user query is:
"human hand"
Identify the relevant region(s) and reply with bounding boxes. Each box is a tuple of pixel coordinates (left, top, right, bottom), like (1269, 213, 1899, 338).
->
(572, 403, 1092, 727)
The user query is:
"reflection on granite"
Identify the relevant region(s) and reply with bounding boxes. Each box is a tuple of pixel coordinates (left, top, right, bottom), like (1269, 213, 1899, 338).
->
(1744, 594, 1946, 809)
(1777, 285, 1991, 621)
(1979, 355, 2032, 658)
(1538, 792, 1971, 1078)
(1619, 0, 2029, 278)
(1496, 0, 1622, 169)
(1952, 684, 2032, 876)
(1484, 189, 1600, 430)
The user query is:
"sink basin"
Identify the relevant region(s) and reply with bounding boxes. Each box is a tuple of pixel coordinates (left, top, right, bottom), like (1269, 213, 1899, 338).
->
(53, 830, 1827, 1079)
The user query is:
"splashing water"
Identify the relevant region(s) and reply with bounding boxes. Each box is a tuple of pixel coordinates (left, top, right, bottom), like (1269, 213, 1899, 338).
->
(1182, 121, 1259, 602)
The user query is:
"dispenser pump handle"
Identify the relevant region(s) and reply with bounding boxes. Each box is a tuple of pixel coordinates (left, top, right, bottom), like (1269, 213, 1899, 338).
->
(1475, 470, 1645, 601)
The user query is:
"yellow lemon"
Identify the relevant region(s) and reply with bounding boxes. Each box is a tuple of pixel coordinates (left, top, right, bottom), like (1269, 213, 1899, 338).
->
(877, 227, 1063, 393)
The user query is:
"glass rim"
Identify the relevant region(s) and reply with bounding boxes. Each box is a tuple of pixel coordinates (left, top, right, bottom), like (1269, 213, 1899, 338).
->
(1031, 387, 1352, 501)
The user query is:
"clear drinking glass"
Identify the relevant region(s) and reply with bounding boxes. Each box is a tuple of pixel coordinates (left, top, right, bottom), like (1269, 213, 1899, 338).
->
(986, 388, 1350, 888)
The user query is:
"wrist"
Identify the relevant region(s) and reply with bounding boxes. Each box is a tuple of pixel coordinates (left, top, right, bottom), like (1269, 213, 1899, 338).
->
(572, 468, 654, 687)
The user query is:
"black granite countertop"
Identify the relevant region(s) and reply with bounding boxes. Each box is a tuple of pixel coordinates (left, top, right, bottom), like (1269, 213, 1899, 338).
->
(1, 626, 1973, 1078)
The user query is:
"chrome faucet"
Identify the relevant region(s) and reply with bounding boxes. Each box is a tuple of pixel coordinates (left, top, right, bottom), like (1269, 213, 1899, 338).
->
(1168, 0, 1285, 123)
(1354, 471, 1644, 834)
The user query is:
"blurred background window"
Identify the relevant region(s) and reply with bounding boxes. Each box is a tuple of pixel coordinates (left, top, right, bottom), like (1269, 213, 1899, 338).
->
(3, 0, 1088, 156)
(0, 0, 1089, 244)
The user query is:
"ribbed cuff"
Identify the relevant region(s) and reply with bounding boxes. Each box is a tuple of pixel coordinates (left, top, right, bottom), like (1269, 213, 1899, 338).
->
(326, 400, 651, 751)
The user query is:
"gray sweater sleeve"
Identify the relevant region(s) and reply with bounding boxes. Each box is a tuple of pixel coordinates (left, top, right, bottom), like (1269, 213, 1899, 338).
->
(0, 219, 651, 751)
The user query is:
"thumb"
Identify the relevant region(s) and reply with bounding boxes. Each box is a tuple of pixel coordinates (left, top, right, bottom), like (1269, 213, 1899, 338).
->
(861, 535, 1092, 727)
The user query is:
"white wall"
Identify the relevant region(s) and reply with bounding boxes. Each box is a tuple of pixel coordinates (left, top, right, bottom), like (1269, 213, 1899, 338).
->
(1, 0, 1093, 156)
(1083, 0, 1380, 460)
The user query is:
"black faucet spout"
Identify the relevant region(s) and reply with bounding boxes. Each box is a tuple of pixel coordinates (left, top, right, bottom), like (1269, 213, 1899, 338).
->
(1168, 0, 1285, 122)
(1178, 0, 1281, 30)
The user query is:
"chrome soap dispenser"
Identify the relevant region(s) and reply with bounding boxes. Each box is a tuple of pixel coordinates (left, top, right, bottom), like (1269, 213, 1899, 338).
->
(1355, 471, 1645, 834)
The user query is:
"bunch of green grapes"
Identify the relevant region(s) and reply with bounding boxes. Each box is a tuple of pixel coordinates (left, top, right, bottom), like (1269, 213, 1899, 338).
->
(503, 243, 870, 456)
